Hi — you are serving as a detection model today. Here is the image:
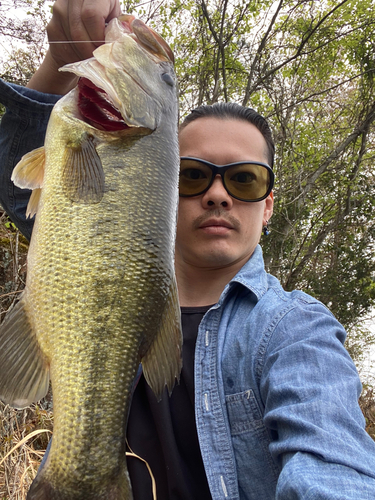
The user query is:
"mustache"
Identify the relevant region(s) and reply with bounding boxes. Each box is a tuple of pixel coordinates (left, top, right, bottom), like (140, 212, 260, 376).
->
(192, 208, 241, 231)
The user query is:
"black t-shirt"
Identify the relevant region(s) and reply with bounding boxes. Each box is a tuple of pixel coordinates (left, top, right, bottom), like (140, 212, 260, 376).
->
(126, 306, 213, 500)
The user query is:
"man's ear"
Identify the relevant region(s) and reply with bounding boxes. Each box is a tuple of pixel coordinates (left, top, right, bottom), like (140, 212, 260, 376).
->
(263, 191, 273, 223)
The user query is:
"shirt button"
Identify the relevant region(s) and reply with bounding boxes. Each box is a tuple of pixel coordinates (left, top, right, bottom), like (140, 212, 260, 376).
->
(205, 330, 209, 346)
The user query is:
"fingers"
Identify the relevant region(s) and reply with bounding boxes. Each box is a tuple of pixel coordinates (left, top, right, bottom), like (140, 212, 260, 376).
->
(47, 0, 122, 67)
(78, 0, 122, 47)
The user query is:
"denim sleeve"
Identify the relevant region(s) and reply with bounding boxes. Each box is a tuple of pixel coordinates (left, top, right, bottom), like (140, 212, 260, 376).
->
(0, 79, 61, 240)
(261, 299, 375, 499)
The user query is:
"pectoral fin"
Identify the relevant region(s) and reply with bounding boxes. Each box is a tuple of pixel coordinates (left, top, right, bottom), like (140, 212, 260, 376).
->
(0, 295, 49, 408)
(26, 189, 42, 218)
(11, 147, 45, 218)
(62, 133, 105, 203)
(141, 276, 182, 400)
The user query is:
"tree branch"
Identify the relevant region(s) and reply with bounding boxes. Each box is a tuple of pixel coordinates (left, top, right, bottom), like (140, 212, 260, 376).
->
(242, 0, 284, 106)
(243, 0, 352, 104)
(302, 101, 375, 196)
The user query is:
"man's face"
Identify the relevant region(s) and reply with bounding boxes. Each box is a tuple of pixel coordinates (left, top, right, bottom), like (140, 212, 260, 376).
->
(176, 117, 274, 272)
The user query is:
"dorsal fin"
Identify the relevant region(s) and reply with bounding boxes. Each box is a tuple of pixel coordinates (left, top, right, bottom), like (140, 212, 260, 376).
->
(141, 276, 182, 400)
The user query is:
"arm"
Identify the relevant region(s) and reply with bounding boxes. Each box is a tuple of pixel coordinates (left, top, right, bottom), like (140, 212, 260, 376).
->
(261, 300, 375, 499)
(0, 81, 60, 240)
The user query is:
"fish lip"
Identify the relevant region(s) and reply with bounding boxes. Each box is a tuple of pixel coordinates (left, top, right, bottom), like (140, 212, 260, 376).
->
(199, 218, 235, 230)
(116, 15, 174, 63)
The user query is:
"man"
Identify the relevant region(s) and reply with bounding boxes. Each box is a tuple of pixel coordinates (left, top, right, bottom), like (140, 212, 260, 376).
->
(1, 1, 375, 499)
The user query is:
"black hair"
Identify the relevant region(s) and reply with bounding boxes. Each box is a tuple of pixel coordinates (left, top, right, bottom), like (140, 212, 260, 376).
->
(179, 102, 275, 168)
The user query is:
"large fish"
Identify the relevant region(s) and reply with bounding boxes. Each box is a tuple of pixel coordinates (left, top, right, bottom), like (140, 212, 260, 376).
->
(0, 14, 182, 500)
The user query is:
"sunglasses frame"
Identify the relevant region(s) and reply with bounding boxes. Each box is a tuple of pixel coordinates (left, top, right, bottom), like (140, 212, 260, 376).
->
(179, 157, 275, 202)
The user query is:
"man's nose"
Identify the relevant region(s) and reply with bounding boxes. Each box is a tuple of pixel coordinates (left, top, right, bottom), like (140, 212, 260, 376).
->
(201, 175, 233, 209)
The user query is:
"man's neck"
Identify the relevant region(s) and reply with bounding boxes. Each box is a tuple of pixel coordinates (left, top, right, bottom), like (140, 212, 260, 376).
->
(175, 260, 243, 307)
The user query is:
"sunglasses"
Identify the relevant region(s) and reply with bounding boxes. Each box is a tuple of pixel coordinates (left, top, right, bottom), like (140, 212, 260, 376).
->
(179, 157, 274, 202)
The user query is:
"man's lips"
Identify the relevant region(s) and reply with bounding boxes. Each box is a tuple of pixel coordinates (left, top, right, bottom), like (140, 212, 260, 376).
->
(199, 218, 235, 230)
(193, 211, 241, 234)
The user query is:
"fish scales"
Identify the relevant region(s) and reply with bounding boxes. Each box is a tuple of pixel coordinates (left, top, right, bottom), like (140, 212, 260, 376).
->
(29, 126, 178, 494)
(0, 14, 182, 500)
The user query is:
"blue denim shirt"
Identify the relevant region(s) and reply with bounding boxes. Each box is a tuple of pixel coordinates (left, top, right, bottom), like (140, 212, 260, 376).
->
(197, 254, 375, 499)
(1, 79, 375, 499)
(0, 79, 59, 240)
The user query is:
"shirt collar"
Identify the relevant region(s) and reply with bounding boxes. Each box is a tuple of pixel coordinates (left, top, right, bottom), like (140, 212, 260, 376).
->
(218, 245, 269, 305)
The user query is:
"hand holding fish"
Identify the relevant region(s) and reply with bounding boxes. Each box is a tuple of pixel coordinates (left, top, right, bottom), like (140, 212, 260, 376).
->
(48, 0, 122, 63)
(27, 0, 121, 94)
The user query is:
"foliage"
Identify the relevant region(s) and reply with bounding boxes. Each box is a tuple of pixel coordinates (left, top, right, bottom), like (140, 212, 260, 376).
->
(0, 1, 375, 494)
(0, 210, 28, 321)
(0, 0, 51, 85)
(359, 385, 375, 440)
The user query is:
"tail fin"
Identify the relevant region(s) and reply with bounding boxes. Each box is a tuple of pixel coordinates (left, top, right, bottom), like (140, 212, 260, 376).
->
(26, 465, 133, 500)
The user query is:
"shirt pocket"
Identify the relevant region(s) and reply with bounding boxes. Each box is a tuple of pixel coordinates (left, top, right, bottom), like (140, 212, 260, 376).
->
(225, 388, 280, 489)
(225, 388, 264, 435)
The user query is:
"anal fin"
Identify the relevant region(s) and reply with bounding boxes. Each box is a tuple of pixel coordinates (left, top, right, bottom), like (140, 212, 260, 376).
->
(0, 295, 49, 408)
(141, 276, 182, 401)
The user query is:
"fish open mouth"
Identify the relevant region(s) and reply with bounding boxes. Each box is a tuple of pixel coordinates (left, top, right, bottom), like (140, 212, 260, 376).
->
(62, 15, 174, 131)
(77, 77, 130, 132)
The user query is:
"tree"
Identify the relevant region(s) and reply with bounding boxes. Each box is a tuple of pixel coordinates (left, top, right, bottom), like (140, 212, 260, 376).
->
(0, 0, 50, 84)
(139, 0, 375, 359)
(0, 0, 374, 361)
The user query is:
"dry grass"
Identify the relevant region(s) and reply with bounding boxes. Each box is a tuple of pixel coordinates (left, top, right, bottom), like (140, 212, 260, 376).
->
(0, 395, 53, 500)
(0, 211, 28, 323)
(359, 386, 375, 441)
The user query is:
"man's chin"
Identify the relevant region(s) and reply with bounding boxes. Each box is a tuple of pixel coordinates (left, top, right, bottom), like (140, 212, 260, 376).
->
(193, 249, 250, 271)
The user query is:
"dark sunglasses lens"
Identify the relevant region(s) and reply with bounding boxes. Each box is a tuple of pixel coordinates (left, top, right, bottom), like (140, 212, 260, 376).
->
(179, 159, 212, 196)
(224, 164, 271, 201)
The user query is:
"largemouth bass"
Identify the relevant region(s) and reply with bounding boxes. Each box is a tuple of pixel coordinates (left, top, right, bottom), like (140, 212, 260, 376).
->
(0, 14, 182, 500)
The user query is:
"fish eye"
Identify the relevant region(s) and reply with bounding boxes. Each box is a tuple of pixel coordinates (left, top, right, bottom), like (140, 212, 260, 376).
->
(161, 72, 174, 87)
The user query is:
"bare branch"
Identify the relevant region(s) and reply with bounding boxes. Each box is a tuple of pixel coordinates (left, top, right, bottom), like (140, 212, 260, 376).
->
(242, 0, 284, 106)
(265, 69, 375, 119)
(243, 0, 352, 103)
(302, 102, 375, 196)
